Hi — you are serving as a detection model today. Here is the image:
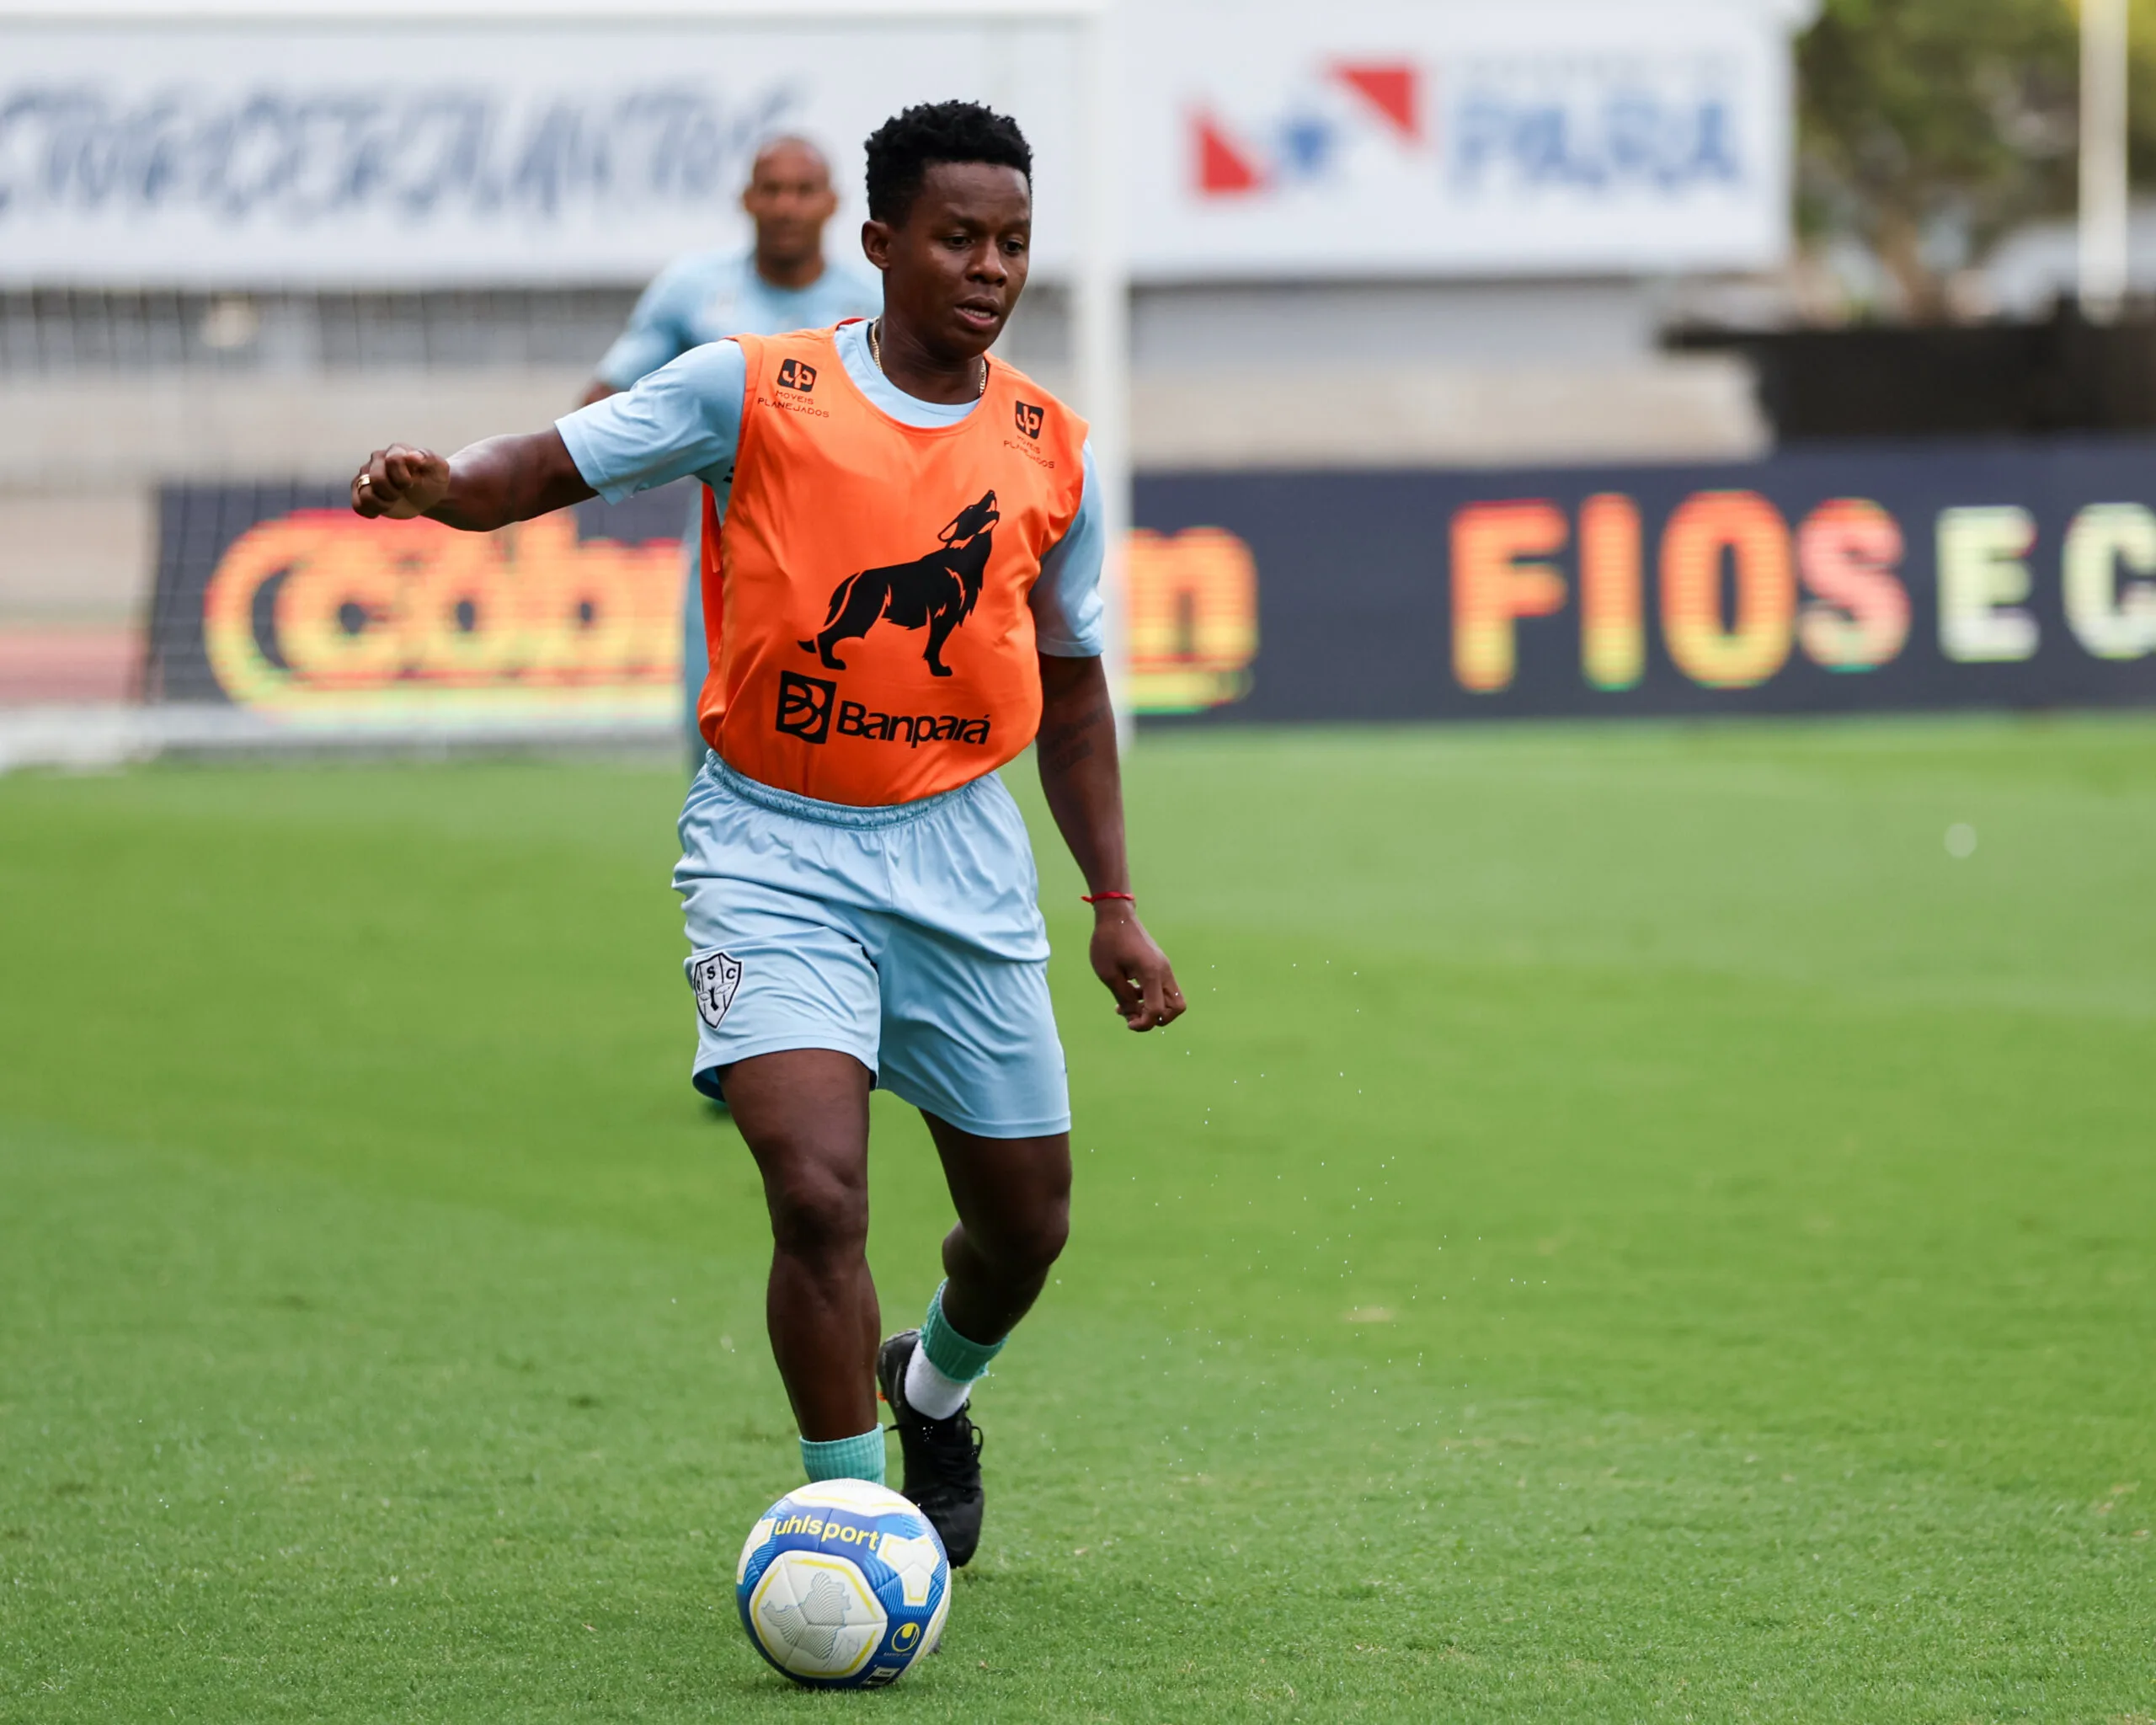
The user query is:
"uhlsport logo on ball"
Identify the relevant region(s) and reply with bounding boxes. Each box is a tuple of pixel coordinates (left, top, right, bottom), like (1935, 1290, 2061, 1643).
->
(735, 1479, 950, 1688)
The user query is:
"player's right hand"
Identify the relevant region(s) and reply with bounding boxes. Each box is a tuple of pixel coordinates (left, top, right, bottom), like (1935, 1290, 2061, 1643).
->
(351, 444, 451, 520)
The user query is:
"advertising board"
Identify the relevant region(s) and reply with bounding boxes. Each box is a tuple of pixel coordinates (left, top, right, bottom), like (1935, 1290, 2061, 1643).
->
(0, 2, 1797, 285)
(147, 483, 692, 726)
(0, 17, 1086, 286)
(1137, 439, 2156, 722)
(147, 439, 2156, 731)
(1127, 0, 1796, 279)
(145, 479, 1240, 724)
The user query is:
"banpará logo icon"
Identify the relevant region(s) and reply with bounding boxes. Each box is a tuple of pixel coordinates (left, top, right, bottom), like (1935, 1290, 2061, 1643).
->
(775, 670, 838, 743)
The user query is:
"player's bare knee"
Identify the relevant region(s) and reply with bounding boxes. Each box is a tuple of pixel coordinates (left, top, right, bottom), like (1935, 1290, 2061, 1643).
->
(1033, 1205, 1072, 1274)
(765, 1167, 869, 1264)
(989, 1203, 1069, 1283)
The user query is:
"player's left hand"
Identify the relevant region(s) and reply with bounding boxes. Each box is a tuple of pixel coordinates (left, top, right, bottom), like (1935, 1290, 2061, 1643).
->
(1089, 904, 1186, 1032)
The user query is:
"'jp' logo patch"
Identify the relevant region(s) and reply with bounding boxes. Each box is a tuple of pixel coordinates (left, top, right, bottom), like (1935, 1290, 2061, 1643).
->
(776, 670, 837, 743)
(776, 358, 818, 393)
(689, 950, 744, 1029)
(1013, 400, 1043, 439)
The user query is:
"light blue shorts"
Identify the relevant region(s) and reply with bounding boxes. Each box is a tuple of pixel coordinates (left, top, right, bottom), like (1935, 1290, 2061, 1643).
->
(673, 755, 1071, 1140)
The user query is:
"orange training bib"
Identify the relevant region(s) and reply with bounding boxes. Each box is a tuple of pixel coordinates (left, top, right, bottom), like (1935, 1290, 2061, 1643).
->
(696, 325, 1088, 806)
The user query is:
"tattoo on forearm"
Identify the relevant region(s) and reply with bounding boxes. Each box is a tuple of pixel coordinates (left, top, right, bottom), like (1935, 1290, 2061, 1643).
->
(1038, 700, 1111, 776)
(1040, 734, 1095, 773)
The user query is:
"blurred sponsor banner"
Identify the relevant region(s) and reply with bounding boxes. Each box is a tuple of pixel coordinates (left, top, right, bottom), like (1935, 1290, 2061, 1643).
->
(147, 480, 1245, 724)
(147, 483, 692, 727)
(1, 3, 1792, 286)
(1130, 0, 1794, 279)
(1134, 439, 2156, 722)
(158, 433, 2156, 735)
(1126, 526, 1259, 713)
(0, 19, 1083, 286)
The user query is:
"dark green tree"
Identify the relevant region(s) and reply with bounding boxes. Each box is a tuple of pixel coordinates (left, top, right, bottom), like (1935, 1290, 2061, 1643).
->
(1798, 0, 2082, 318)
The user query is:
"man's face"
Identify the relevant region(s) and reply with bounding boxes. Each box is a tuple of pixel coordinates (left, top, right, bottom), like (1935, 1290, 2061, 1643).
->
(742, 142, 838, 267)
(863, 162, 1032, 360)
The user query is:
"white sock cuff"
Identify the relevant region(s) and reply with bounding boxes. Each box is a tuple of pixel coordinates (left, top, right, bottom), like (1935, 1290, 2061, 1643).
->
(904, 1343, 974, 1421)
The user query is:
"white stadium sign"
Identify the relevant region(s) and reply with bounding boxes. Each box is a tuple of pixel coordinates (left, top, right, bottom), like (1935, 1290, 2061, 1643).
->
(0, 0, 1806, 285)
(1130, 1, 1801, 278)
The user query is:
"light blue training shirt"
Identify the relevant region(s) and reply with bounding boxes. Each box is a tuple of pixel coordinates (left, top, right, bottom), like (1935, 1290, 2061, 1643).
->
(594, 248, 883, 390)
(559, 317, 1107, 659)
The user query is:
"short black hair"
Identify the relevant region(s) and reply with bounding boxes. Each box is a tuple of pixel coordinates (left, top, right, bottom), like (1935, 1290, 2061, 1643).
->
(864, 101, 1032, 225)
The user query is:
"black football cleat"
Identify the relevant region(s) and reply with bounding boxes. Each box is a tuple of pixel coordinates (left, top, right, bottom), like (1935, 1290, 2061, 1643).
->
(877, 1329, 985, 1567)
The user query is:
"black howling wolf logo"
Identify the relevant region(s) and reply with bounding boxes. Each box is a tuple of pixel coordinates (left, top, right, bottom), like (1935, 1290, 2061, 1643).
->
(799, 492, 1000, 678)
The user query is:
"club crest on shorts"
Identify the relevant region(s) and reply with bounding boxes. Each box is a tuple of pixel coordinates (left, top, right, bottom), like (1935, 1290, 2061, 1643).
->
(689, 950, 744, 1029)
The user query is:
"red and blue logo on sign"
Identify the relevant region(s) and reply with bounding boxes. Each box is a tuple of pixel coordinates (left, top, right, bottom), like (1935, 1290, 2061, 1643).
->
(1192, 62, 1421, 196)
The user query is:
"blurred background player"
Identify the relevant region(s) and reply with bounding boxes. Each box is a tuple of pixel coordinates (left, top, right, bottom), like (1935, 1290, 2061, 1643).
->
(582, 136, 881, 758)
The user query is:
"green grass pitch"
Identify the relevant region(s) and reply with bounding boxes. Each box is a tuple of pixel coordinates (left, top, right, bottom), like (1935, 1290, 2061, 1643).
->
(2, 718, 2152, 1722)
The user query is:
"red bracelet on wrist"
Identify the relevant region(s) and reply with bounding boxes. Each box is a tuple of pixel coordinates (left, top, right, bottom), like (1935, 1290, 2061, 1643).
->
(1081, 891, 1136, 905)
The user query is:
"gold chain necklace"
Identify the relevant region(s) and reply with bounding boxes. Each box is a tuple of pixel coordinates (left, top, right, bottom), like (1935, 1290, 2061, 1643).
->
(868, 318, 988, 399)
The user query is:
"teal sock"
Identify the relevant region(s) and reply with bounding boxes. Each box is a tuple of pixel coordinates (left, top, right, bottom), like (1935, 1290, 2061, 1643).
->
(920, 1281, 1006, 1383)
(799, 1429, 887, 1485)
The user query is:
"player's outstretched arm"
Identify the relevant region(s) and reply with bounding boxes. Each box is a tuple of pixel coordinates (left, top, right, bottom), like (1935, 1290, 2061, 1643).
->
(1035, 653, 1186, 1033)
(349, 432, 594, 531)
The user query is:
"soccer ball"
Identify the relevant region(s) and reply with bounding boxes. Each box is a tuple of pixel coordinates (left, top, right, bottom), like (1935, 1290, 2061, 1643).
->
(735, 1478, 951, 1689)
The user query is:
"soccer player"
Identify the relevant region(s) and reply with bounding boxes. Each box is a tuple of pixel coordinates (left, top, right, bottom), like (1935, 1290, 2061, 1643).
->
(350, 102, 1185, 1567)
(581, 135, 880, 758)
